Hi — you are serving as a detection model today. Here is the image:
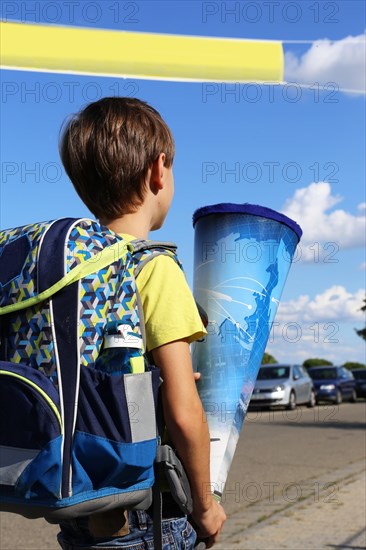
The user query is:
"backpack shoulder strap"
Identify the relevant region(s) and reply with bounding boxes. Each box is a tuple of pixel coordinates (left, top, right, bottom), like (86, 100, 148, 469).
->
(130, 240, 182, 278)
(126, 240, 181, 351)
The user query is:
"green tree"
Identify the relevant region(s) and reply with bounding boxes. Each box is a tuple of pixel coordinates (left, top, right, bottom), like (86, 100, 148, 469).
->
(343, 361, 366, 370)
(303, 358, 333, 368)
(355, 298, 366, 340)
(262, 352, 277, 364)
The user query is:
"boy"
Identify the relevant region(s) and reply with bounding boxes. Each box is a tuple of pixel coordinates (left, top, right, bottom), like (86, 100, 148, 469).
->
(57, 97, 226, 549)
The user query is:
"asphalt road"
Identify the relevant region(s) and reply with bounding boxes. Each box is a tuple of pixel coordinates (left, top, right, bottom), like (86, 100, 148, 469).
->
(217, 400, 366, 549)
(1, 401, 365, 549)
(221, 400, 366, 516)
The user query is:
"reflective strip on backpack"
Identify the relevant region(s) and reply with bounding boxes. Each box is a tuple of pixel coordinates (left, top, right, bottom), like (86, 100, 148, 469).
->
(124, 372, 156, 443)
(49, 297, 64, 500)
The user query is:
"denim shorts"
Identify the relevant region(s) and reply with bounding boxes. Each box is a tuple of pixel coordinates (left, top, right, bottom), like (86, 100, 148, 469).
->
(57, 509, 197, 550)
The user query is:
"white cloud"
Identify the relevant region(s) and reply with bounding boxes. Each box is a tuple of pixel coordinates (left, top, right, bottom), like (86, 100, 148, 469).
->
(358, 202, 366, 211)
(282, 182, 366, 260)
(275, 286, 364, 323)
(266, 287, 365, 365)
(284, 33, 366, 93)
(360, 262, 366, 270)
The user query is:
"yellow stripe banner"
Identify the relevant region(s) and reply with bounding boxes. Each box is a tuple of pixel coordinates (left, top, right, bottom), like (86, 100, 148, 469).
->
(0, 22, 284, 83)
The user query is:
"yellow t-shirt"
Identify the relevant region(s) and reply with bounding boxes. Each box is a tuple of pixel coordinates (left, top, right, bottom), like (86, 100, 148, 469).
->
(120, 234, 207, 352)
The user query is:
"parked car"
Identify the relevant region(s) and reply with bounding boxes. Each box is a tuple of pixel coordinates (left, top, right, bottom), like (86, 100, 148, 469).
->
(307, 366, 357, 404)
(351, 368, 366, 398)
(250, 364, 316, 410)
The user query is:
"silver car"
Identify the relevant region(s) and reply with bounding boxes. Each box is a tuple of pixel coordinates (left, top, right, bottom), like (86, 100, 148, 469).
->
(250, 364, 316, 410)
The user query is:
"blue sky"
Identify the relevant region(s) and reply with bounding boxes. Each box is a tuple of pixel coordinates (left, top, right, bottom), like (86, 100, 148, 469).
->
(1, 0, 365, 364)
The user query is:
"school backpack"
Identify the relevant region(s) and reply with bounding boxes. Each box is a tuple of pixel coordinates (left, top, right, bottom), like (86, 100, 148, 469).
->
(0, 217, 183, 522)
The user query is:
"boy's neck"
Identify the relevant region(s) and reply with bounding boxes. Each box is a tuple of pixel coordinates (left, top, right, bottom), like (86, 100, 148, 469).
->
(101, 212, 151, 240)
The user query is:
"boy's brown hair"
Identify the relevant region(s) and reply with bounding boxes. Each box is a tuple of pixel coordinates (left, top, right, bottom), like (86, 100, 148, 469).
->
(59, 97, 175, 220)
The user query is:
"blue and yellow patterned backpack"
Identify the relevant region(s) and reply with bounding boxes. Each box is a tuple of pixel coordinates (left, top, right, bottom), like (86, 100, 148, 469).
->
(0, 217, 179, 521)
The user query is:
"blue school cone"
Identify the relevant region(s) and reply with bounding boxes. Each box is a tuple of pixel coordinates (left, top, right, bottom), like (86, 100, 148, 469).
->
(191, 204, 302, 499)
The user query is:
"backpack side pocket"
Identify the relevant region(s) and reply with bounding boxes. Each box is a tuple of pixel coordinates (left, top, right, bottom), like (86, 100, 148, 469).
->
(0, 361, 62, 500)
(71, 365, 160, 508)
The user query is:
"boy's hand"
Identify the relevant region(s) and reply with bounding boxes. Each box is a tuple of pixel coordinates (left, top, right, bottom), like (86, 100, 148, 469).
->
(191, 498, 227, 548)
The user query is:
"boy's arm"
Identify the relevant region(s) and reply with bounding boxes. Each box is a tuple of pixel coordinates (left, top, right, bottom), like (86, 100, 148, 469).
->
(151, 339, 226, 547)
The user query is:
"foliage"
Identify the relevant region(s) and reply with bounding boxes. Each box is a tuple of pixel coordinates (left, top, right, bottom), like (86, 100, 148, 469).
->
(262, 352, 277, 364)
(343, 361, 366, 370)
(303, 358, 333, 368)
(355, 298, 366, 341)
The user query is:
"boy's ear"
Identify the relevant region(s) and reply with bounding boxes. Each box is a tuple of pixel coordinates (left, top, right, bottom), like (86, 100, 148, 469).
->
(150, 153, 166, 191)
